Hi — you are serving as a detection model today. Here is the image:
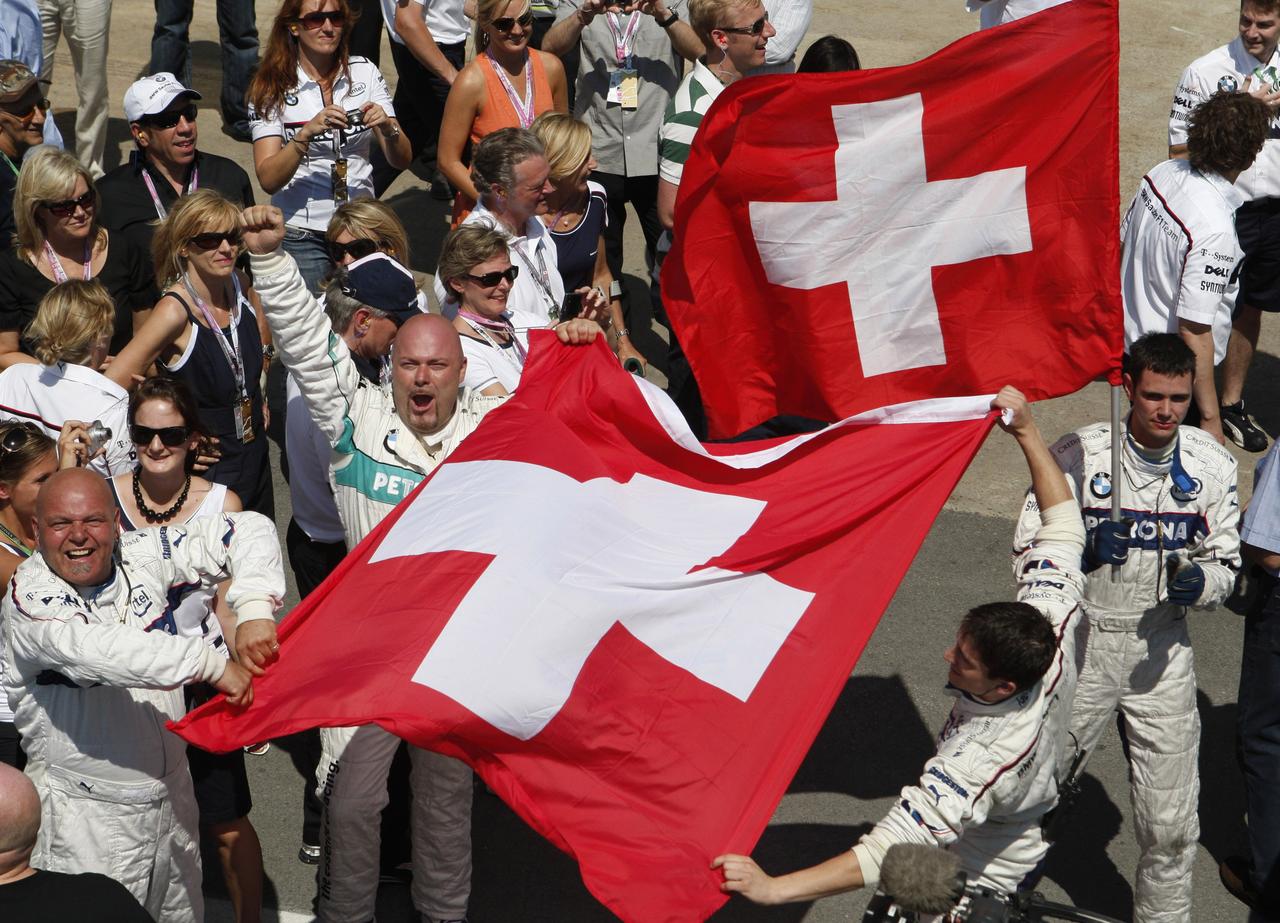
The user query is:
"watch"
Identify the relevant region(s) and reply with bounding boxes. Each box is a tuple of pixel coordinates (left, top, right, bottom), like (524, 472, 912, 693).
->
(262, 344, 277, 361)
(657, 9, 678, 28)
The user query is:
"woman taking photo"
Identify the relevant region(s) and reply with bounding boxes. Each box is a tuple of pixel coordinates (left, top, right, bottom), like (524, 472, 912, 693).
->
(0, 147, 157, 360)
(437, 0, 567, 220)
(440, 224, 601, 395)
(110, 377, 264, 923)
(110, 190, 274, 518)
(0, 420, 85, 770)
(531, 112, 643, 370)
(248, 0, 411, 293)
(326, 199, 430, 310)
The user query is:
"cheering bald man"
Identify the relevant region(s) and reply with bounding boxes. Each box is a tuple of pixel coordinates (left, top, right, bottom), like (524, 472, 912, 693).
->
(241, 203, 601, 923)
(1, 468, 285, 923)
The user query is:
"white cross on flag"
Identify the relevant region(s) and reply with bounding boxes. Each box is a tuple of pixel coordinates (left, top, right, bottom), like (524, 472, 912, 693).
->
(662, 0, 1121, 438)
(175, 335, 997, 921)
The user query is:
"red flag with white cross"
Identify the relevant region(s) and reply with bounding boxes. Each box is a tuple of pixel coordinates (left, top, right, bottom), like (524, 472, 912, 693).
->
(174, 334, 997, 922)
(661, 0, 1121, 438)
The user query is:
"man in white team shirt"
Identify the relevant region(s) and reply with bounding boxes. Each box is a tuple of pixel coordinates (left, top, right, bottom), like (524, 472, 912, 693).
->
(965, 0, 1069, 30)
(1168, 2, 1280, 451)
(1122, 91, 1270, 444)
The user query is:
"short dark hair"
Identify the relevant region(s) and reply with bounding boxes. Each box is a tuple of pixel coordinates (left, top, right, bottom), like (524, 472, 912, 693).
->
(1124, 332, 1196, 383)
(1242, 0, 1280, 16)
(798, 35, 860, 73)
(1187, 91, 1271, 177)
(960, 602, 1056, 692)
(471, 128, 544, 202)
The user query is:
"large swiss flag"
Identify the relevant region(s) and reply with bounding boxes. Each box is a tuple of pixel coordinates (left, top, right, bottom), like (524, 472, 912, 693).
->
(175, 334, 996, 922)
(661, 0, 1121, 438)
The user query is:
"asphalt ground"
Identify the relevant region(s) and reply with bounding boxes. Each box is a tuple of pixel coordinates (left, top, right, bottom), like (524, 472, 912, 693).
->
(37, 0, 1276, 919)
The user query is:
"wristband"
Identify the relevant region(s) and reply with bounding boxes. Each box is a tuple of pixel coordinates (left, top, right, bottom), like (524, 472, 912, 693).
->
(617, 327, 631, 338)
(657, 10, 678, 27)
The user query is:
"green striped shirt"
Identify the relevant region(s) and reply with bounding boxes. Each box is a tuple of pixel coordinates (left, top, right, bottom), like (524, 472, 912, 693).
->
(658, 59, 724, 187)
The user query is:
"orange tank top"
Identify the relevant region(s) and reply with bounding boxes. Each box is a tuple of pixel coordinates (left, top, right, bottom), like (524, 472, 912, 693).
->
(452, 50, 557, 225)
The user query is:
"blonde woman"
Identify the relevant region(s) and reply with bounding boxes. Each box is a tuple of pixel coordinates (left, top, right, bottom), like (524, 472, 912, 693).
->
(0, 147, 157, 361)
(532, 112, 644, 370)
(440, 224, 601, 395)
(0, 280, 136, 476)
(110, 191, 274, 517)
(437, 0, 567, 219)
(325, 199, 431, 311)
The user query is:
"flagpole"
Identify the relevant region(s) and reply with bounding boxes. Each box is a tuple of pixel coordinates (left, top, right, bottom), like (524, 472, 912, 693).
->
(1111, 383, 1123, 581)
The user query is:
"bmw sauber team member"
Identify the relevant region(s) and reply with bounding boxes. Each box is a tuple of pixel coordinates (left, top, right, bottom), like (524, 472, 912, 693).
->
(1168, 1, 1280, 452)
(713, 385, 1086, 906)
(1124, 90, 1270, 445)
(238, 204, 600, 923)
(1, 468, 285, 923)
(1012, 334, 1241, 923)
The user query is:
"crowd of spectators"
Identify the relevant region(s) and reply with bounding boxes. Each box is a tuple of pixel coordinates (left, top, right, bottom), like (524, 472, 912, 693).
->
(8, 1, 1280, 922)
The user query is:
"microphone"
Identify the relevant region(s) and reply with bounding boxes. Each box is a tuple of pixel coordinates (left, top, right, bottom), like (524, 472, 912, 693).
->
(880, 843, 965, 914)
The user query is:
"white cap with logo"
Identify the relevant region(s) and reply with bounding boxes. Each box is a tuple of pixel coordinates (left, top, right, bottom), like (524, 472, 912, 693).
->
(123, 73, 202, 124)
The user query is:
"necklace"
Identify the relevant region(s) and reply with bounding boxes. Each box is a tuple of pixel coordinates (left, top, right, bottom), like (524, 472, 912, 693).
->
(0, 519, 32, 557)
(546, 189, 588, 233)
(132, 470, 191, 524)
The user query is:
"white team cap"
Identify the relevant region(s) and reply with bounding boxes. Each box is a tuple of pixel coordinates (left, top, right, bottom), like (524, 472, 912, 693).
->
(123, 73, 202, 124)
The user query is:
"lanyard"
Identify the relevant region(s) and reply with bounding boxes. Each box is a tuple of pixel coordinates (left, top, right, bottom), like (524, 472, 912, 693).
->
(182, 271, 249, 400)
(42, 239, 92, 283)
(140, 163, 198, 221)
(0, 152, 18, 177)
(510, 236, 558, 316)
(486, 49, 536, 128)
(604, 12, 642, 66)
(0, 521, 32, 558)
(460, 310, 528, 367)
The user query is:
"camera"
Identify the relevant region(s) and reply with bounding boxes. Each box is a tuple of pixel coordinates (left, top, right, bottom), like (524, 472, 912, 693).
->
(345, 108, 364, 127)
(83, 420, 111, 458)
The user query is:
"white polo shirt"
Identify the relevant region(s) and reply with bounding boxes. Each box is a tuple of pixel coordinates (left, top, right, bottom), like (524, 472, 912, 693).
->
(457, 308, 544, 393)
(965, 0, 1068, 29)
(1121, 158, 1244, 365)
(249, 57, 396, 231)
(1170, 37, 1280, 201)
(383, 0, 469, 46)
(434, 202, 566, 323)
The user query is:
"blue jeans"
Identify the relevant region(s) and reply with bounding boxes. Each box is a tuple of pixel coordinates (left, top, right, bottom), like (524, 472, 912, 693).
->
(149, 0, 259, 130)
(282, 226, 334, 296)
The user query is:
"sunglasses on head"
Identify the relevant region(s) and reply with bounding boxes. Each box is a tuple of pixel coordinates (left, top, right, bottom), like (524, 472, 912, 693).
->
(130, 424, 190, 447)
(0, 422, 43, 454)
(188, 230, 244, 250)
(492, 11, 534, 32)
(717, 12, 769, 35)
(1, 96, 50, 124)
(141, 102, 198, 130)
(42, 189, 94, 217)
(329, 237, 383, 262)
(464, 265, 519, 287)
(297, 10, 344, 28)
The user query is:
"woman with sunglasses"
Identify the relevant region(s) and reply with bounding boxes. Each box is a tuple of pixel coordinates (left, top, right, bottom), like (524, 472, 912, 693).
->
(436, 0, 567, 222)
(248, 0, 411, 294)
(0, 147, 158, 363)
(110, 190, 275, 518)
(0, 420, 86, 770)
(108, 377, 265, 923)
(326, 199, 431, 311)
(440, 224, 601, 395)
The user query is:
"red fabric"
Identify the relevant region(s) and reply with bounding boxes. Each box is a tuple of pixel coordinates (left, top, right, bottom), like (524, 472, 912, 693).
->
(661, 0, 1121, 438)
(175, 334, 995, 921)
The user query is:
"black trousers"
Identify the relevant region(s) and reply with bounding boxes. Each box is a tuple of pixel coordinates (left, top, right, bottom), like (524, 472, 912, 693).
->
(590, 170, 663, 285)
(372, 38, 467, 196)
(1239, 568, 1280, 910)
(348, 0, 384, 64)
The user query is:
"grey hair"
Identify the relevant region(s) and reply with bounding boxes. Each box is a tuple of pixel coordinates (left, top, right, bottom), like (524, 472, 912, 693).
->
(320, 266, 389, 334)
(471, 127, 545, 201)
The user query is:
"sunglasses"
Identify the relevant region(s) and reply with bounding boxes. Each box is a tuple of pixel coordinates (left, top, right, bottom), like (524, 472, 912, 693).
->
(718, 12, 769, 35)
(141, 102, 198, 130)
(1, 96, 49, 124)
(42, 189, 94, 217)
(130, 424, 191, 447)
(188, 230, 244, 250)
(463, 265, 519, 287)
(329, 237, 383, 262)
(297, 10, 344, 28)
(492, 11, 534, 32)
(0, 422, 43, 454)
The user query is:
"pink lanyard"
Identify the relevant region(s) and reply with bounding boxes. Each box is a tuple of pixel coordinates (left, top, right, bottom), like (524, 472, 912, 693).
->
(42, 239, 92, 283)
(140, 164, 198, 220)
(604, 12, 641, 66)
(181, 272, 248, 400)
(486, 50, 535, 128)
(460, 310, 527, 365)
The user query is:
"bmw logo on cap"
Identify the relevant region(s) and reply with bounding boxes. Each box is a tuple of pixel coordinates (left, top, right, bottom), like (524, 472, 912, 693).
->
(1090, 472, 1112, 499)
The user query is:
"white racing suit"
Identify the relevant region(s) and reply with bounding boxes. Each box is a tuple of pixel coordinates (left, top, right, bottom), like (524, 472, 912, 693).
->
(1, 513, 284, 923)
(250, 249, 505, 922)
(853, 500, 1086, 893)
(1012, 422, 1240, 923)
